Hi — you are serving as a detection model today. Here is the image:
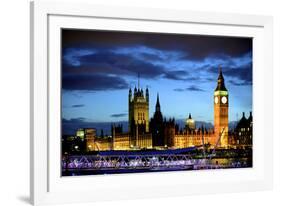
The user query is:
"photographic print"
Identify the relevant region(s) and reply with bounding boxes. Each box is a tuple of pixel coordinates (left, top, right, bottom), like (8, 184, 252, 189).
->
(61, 29, 253, 176)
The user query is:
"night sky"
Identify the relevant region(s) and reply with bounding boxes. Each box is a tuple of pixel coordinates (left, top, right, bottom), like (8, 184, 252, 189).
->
(62, 29, 252, 135)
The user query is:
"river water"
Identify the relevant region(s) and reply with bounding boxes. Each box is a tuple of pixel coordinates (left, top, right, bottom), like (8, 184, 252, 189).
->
(62, 157, 252, 176)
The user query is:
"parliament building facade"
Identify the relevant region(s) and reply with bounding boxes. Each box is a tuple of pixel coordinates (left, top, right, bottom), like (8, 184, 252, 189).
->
(70, 68, 252, 152)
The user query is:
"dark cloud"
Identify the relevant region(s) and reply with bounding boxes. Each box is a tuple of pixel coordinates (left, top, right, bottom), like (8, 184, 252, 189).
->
(228, 79, 252, 86)
(110, 113, 127, 118)
(174, 85, 205, 92)
(186, 85, 206, 92)
(62, 30, 252, 92)
(62, 29, 252, 61)
(62, 74, 129, 91)
(163, 70, 189, 80)
(206, 61, 252, 86)
(63, 51, 165, 79)
(71, 104, 85, 108)
(224, 65, 252, 85)
(62, 117, 86, 123)
(62, 30, 145, 48)
(177, 36, 252, 60)
(173, 88, 185, 92)
(138, 52, 164, 61)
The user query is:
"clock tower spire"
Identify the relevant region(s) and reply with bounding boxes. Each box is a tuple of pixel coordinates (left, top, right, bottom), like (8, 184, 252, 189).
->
(214, 66, 229, 148)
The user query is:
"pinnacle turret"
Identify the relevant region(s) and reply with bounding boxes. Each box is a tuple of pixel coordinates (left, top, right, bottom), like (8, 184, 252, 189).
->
(156, 93, 161, 112)
(215, 66, 227, 91)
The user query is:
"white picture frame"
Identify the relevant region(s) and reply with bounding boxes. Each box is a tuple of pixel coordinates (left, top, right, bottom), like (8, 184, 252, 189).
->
(30, 0, 273, 205)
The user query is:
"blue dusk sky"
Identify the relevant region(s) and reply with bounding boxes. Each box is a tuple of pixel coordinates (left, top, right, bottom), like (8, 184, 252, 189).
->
(62, 29, 252, 134)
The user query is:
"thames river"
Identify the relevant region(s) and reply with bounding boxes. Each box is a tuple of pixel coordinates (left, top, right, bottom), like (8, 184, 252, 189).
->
(62, 149, 252, 176)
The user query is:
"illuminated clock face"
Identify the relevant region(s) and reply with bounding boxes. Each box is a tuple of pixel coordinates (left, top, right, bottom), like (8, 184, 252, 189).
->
(215, 96, 219, 104)
(221, 96, 227, 104)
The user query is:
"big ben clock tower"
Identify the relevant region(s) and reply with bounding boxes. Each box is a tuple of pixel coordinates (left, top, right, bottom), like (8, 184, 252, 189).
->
(214, 67, 229, 148)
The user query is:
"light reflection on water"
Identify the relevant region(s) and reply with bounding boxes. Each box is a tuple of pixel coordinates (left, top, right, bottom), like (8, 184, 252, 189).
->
(193, 157, 252, 170)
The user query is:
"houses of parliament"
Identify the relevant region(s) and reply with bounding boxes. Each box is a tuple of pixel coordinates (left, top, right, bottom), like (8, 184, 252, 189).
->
(71, 68, 253, 152)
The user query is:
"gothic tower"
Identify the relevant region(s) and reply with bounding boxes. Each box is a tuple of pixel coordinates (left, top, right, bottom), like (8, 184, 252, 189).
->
(185, 113, 195, 131)
(128, 76, 149, 137)
(214, 67, 229, 147)
(150, 93, 164, 147)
